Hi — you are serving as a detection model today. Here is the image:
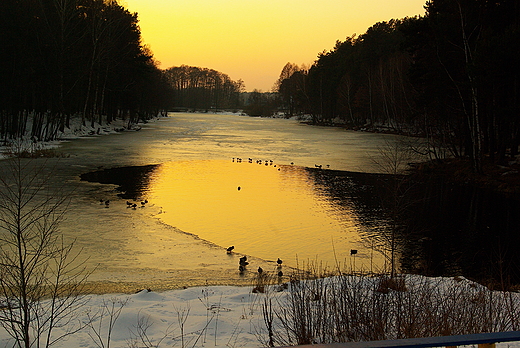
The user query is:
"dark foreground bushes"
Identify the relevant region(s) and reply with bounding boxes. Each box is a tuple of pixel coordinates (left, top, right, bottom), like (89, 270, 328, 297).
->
(258, 272, 520, 346)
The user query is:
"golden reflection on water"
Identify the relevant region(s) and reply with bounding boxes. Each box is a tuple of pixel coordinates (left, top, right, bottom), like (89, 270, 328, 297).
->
(145, 160, 385, 271)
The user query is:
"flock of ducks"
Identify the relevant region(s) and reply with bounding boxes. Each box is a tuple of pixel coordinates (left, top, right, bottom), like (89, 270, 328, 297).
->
(99, 198, 149, 209)
(232, 157, 330, 170)
(233, 157, 277, 167)
(99, 199, 284, 278)
(228, 246, 284, 277)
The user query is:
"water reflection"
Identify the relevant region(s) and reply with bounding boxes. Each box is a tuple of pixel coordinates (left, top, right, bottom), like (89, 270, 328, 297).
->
(397, 177, 520, 288)
(82, 160, 389, 272)
(80, 164, 158, 199)
(147, 160, 390, 271)
(80, 159, 520, 287)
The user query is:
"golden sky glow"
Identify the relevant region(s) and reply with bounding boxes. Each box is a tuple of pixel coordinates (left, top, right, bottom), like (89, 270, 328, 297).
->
(123, 0, 426, 91)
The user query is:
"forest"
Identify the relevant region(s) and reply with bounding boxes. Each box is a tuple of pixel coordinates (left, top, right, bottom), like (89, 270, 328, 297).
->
(164, 65, 244, 111)
(276, 0, 520, 173)
(0, 0, 174, 142)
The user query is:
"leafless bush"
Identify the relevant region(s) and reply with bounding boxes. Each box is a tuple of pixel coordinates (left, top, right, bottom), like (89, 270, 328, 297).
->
(0, 145, 91, 348)
(86, 298, 129, 348)
(261, 272, 520, 346)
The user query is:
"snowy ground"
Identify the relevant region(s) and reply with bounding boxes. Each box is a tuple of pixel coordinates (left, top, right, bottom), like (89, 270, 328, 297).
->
(1, 276, 520, 347)
(52, 284, 269, 348)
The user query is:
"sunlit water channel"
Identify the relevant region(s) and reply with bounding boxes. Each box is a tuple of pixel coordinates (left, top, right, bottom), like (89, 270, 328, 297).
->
(4, 113, 421, 292)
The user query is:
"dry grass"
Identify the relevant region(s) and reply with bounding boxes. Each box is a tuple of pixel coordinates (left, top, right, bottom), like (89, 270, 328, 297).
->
(258, 270, 520, 346)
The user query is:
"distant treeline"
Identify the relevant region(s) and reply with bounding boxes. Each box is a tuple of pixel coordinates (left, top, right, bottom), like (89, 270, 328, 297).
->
(276, 0, 520, 173)
(164, 65, 244, 111)
(0, 0, 174, 142)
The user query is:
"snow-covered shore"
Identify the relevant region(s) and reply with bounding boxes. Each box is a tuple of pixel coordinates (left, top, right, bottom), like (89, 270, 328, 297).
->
(0, 116, 158, 160)
(1, 275, 520, 348)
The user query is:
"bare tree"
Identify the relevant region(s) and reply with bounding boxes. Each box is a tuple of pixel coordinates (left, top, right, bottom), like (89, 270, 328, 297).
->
(0, 144, 91, 348)
(274, 62, 301, 92)
(373, 139, 417, 278)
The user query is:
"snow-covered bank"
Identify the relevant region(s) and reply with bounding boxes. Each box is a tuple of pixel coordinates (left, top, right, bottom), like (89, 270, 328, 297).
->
(0, 116, 158, 160)
(1, 275, 520, 348)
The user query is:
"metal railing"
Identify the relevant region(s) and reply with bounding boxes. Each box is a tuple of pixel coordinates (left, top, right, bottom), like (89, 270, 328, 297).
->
(287, 331, 520, 348)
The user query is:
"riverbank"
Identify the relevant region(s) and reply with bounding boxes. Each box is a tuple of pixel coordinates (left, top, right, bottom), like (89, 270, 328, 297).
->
(409, 157, 520, 196)
(1, 274, 519, 348)
(0, 116, 160, 160)
(280, 112, 520, 196)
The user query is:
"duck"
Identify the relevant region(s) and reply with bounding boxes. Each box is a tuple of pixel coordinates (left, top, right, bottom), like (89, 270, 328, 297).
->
(239, 256, 249, 266)
(227, 246, 235, 253)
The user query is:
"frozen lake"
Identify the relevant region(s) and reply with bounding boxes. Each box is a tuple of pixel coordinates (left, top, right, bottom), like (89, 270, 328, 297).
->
(4, 113, 420, 292)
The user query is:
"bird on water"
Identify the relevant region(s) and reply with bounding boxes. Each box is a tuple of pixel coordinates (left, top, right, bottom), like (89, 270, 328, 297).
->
(227, 246, 235, 253)
(239, 256, 249, 266)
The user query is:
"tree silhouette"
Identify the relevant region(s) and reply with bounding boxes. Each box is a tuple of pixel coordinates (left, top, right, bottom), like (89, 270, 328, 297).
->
(276, 0, 519, 171)
(164, 65, 243, 111)
(0, 0, 173, 142)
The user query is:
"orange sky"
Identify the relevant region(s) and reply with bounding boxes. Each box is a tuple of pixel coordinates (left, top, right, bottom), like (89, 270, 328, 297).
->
(123, 0, 426, 92)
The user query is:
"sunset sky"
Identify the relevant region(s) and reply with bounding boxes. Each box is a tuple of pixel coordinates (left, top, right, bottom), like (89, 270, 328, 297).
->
(123, 0, 426, 92)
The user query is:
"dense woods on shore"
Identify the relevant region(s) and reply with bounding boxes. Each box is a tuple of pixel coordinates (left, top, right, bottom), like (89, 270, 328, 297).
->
(164, 66, 244, 111)
(0, 0, 175, 142)
(275, 0, 520, 173)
